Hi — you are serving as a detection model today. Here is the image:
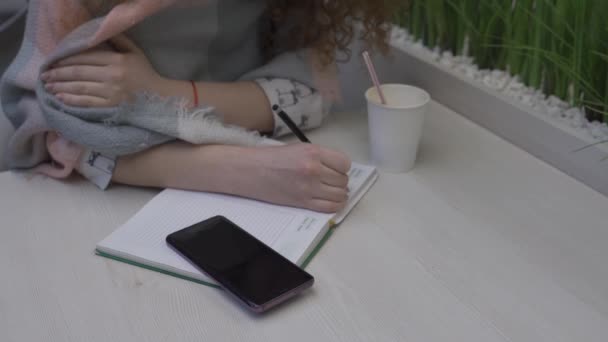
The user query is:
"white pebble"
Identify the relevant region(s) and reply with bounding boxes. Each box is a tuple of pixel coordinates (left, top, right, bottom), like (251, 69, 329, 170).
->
(520, 94, 534, 106)
(463, 65, 479, 79)
(388, 26, 608, 143)
(547, 95, 569, 109)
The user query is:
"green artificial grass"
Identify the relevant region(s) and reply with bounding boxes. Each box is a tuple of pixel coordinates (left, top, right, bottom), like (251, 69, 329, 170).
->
(395, 0, 608, 123)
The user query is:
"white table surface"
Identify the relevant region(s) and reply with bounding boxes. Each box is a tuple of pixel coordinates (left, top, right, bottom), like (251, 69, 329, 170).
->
(1, 102, 607, 342)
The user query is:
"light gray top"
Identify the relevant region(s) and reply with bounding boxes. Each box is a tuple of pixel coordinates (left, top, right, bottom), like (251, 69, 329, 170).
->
(124, 0, 329, 135)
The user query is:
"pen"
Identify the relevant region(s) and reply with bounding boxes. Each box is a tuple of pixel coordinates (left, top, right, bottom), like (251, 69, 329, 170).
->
(272, 105, 352, 196)
(272, 105, 311, 143)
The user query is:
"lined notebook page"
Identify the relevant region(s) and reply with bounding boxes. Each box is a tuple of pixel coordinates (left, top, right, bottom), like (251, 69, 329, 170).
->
(333, 163, 378, 224)
(348, 164, 376, 193)
(97, 162, 377, 284)
(97, 189, 331, 283)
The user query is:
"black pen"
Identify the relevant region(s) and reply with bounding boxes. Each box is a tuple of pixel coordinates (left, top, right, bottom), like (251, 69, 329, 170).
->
(272, 105, 311, 143)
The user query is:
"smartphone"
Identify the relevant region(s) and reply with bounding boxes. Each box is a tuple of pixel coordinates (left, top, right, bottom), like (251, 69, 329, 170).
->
(166, 216, 314, 313)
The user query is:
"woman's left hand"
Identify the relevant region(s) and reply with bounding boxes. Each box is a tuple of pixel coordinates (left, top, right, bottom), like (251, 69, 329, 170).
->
(42, 35, 163, 107)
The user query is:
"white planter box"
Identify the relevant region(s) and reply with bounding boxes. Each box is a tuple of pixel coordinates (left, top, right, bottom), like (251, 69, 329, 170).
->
(359, 43, 608, 197)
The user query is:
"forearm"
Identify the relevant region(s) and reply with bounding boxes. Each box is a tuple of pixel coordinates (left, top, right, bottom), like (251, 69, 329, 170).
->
(112, 142, 262, 195)
(110, 141, 352, 213)
(156, 79, 274, 133)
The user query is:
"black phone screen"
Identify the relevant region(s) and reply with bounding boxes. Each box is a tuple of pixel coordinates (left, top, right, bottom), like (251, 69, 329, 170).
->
(166, 216, 314, 312)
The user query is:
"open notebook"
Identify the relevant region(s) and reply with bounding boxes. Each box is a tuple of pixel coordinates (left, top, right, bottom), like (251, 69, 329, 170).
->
(96, 163, 378, 287)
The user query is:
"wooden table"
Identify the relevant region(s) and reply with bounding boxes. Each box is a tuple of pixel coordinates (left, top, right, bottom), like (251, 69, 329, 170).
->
(1, 102, 607, 342)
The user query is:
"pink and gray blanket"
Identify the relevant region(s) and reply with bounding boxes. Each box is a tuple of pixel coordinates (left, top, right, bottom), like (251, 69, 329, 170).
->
(0, 0, 338, 177)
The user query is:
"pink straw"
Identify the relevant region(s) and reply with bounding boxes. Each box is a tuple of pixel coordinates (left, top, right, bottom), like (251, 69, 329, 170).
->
(362, 51, 387, 105)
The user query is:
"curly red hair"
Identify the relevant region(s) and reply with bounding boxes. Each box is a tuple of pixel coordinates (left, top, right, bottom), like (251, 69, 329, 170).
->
(265, 0, 400, 65)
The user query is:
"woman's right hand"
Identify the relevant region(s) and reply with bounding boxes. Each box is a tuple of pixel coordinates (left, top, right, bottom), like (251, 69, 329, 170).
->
(242, 144, 352, 213)
(113, 142, 352, 213)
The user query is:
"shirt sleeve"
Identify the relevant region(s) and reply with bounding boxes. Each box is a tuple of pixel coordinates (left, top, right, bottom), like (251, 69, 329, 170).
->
(239, 51, 334, 137)
(77, 148, 116, 190)
(254, 77, 330, 137)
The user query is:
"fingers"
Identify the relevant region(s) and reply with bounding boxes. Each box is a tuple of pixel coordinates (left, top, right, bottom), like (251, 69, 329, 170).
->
(110, 34, 143, 54)
(54, 93, 111, 108)
(317, 183, 348, 203)
(320, 147, 352, 175)
(52, 51, 119, 68)
(309, 181, 349, 214)
(308, 199, 346, 214)
(41, 65, 113, 83)
(45, 81, 114, 99)
(320, 164, 349, 188)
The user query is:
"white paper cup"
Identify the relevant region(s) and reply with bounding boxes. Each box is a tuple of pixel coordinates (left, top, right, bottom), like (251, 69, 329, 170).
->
(365, 84, 430, 173)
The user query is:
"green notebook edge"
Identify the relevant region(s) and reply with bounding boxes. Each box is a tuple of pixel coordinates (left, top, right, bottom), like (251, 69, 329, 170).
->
(95, 226, 336, 289)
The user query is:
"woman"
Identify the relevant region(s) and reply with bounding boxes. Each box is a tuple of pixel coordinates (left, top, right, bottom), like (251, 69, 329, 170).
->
(38, 0, 395, 212)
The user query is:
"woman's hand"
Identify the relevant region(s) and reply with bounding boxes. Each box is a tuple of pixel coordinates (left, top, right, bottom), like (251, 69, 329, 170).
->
(113, 143, 352, 214)
(42, 35, 163, 107)
(245, 144, 352, 213)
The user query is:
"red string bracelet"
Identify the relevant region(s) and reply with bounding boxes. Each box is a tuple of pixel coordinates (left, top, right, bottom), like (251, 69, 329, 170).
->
(190, 80, 199, 107)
